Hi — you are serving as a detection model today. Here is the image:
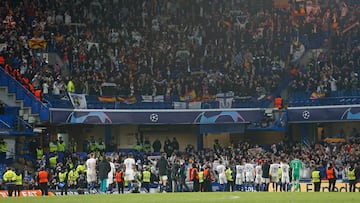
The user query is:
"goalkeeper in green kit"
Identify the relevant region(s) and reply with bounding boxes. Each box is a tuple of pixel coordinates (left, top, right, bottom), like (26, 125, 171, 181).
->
(290, 157, 303, 192)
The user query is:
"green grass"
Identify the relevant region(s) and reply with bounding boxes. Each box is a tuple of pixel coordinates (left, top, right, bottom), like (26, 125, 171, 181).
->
(0, 192, 360, 203)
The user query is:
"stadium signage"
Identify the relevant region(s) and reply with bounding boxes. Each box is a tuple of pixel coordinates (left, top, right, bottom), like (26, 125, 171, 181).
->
(287, 105, 360, 122)
(0, 190, 54, 197)
(50, 108, 265, 124)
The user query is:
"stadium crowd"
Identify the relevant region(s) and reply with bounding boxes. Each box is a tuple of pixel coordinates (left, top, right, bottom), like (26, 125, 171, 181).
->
(288, 1, 360, 97)
(0, 0, 333, 103)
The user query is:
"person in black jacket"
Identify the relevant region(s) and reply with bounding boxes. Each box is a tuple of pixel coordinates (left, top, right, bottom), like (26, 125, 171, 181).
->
(97, 156, 111, 193)
(156, 153, 169, 192)
(152, 139, 161, 154)
(261, 159, 270, 191)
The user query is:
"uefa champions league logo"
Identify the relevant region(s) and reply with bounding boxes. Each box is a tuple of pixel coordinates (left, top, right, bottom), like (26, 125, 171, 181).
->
(150, 113, 159, 122)
(302, 110, 310, 120)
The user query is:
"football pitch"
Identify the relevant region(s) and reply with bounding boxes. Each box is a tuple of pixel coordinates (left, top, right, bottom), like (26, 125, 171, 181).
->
(0, 192, 359, 203)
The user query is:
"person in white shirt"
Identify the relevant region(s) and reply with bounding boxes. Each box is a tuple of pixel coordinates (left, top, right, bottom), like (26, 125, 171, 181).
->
(281, 160, 290, 192)
(255, 163, 263, 192)
(86, 153, 97, 191)
(216, 161, 227, 191)
(269, 159, 281, 192)
(107, 157, 116, 193)
(244, 162, 255, 184)
(235, 161, 245, 191)
(123, 153, 136, 190)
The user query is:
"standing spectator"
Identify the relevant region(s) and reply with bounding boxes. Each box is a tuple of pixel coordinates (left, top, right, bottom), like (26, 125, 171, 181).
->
(69, 137, 77, 154)
(0, 138, 7, 164)
(152, 138, 161, 154)
(38, 167, 49, 196)
(171, 137, 179, 152)
(3, 167, 16, 197)
(156, 153, 169, 193)
(97, 156, 111, 193)
(163, 138, 173, 157)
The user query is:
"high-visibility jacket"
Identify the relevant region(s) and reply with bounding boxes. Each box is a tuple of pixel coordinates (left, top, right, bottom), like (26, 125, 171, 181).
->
(190, 168, 199, 181)
(49, 142, 58, 152)
(76, 164, 86, 174)
(142, 171, 151, 183)
(312, 170, 320, 183)
(49, 156, 58, 168)
(57, 142, 65, 152)
(38, 170, 49, 183)
(16, 173, 23, 185)
(68, 170, 79, 182)
(226, 168, 233, 181)
(204, 168, 212, 181)
(97, 143, 105, 151)
(116, 171, 124, 183)
(36, 148, 43, 160)
(3, 170, 16, 182)
(348, 169, 356, 181)
(59, 171, 68, 182)
(67, 80, 75, 93)
(274, 97, 282, 108)
(199, 171, 204, 183)
(326, 168, 335, 179)
(89, 142, 97, 152)
(0, 142, 7, 152)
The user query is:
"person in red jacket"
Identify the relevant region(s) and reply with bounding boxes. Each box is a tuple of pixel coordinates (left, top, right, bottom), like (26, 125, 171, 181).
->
(38, 167, 49, 196)
(326, 163, 336, 192)
(190, 164, 199, 192)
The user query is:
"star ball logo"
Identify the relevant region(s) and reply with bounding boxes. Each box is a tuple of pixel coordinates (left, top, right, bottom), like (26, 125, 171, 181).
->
(302, 110, 310, 120)
(150, 113, 159, 122)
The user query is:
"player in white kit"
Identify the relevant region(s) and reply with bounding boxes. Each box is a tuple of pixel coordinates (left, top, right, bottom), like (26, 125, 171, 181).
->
(244, 162, 255, 191)
(123, 153, 136, 191)
(269, 159, 281, 192)
(86, 153, 97, 192)
(216, 161, 227, 191)
(235, 162, 245, 191)
(280, 160, 290, 192)
(255, 163, 263, 191)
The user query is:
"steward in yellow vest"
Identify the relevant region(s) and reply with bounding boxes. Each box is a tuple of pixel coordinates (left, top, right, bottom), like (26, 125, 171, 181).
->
(3, 167, 17, 196)
(58, 168, 68, 195)
(311, 167, 321, 192)
(348, 165, 357, 192)
(142, 168, 151, 193)
(15, 170, 23, 196)
(36, 146, 43, 160)
(225, 167, 234, 192)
